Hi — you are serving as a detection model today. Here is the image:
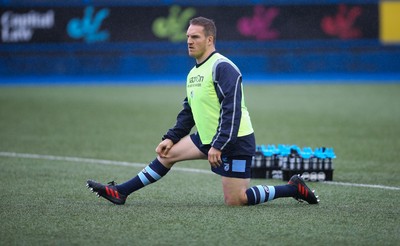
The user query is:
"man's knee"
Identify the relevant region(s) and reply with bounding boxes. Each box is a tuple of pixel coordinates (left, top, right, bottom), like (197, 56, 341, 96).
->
(223, 192, 248, 206)
(222, 177, 250, 206)
(157, 156, 176, 169)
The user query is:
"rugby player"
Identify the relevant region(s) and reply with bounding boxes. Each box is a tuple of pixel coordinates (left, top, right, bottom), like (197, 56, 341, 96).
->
(87, 17, 319, 206)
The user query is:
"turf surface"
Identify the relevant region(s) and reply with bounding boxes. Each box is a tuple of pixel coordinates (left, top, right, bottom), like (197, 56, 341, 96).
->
(0, 84, 399, 245)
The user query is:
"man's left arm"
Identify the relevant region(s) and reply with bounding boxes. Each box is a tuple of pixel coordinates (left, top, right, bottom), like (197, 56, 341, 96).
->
(211, 61, 242, 151)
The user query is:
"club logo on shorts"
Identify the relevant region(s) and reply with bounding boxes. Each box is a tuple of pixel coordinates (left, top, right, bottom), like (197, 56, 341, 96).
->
(224, 163, 229, 171)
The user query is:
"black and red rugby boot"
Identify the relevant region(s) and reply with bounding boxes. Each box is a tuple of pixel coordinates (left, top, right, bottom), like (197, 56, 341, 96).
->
(288, 174, 319, 204)
(87, 180, 127, 205)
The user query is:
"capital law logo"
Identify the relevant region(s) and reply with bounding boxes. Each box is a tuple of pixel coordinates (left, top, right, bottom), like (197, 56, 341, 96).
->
(1, 9, 55, 42)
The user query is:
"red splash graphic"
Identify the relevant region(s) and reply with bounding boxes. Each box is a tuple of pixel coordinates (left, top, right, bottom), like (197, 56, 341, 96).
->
(237, 6, 280, 40)
(321, 4, 362, 39)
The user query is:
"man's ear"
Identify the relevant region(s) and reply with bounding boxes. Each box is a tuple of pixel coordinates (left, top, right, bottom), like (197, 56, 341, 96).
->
(208, 36, 214, 46)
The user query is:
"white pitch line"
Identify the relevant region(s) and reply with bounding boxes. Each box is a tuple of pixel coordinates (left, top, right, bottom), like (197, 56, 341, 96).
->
(0, 151, 399, 190)
(0, 151, 213, 174)
(0, 151, 146, 168)
(323, 181, 400, 191)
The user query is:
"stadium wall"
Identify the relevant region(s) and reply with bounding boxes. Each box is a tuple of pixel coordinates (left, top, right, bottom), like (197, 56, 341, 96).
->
(1, 0, 399, 84)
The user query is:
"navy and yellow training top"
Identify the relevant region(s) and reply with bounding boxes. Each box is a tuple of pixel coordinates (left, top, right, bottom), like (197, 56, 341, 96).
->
(163, 52, 255, 156)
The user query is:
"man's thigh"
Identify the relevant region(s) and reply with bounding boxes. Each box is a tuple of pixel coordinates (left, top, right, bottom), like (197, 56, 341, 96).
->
(158, 135, 207, 166)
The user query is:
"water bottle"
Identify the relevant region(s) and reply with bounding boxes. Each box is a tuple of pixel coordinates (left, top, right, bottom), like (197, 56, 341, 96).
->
(270, 145, 280, 168)
(254, 146, 263, 168)
(279, 145, 290, 170)
(301, 147, 313, 171)
(263, 146, 274, 168)
(311, 155, 318, 170)
(311, 147, 321, 170)
(324, 147, 336, 170)
(314, 147, 326, 170)
(296, 156, 302, 170)
(289, 153, 296, 170)
(290, 145, 301, 170)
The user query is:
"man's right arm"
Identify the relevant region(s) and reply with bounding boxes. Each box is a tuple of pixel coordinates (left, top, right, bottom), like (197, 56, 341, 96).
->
(162, 97, 195, 144)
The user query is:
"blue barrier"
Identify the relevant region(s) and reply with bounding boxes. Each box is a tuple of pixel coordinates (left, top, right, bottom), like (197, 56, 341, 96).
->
(2, 40, 399, 84)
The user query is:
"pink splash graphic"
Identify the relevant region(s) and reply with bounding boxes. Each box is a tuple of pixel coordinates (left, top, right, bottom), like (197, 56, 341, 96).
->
(321, 4, 362, 39)
(237, 6, 280, 40)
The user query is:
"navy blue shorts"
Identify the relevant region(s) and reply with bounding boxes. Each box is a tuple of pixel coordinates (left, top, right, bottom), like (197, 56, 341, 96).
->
(190, 133, 252, 179)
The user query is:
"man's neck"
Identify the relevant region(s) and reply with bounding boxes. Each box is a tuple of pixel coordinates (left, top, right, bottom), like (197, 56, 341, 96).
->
(196, 48, 216, 64)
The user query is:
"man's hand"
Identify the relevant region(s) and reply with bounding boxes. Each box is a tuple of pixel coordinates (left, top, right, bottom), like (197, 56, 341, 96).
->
(208, 147, 222, 168)
(156, 139, 174, 158)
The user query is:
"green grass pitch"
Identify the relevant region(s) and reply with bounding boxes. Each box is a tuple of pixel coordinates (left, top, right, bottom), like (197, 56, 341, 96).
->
(0, 83, 399, 245)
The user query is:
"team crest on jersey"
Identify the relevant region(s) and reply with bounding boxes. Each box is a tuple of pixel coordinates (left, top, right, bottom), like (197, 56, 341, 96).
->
(190, 90, 194, 98)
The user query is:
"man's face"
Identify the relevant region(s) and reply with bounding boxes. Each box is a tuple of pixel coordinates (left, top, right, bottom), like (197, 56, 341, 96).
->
(186, 24, 212, 61)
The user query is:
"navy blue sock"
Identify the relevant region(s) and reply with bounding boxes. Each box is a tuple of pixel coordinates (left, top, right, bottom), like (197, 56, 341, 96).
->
(246, 184, 297, 205)
(116, 158, 170, 196)
(274, 184, 297, 199)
